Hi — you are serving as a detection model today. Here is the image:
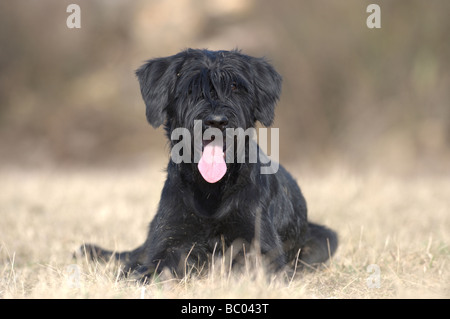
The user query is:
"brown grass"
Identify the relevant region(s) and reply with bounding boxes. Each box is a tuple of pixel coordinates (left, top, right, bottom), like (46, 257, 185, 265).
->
(0, 164, 448, 298)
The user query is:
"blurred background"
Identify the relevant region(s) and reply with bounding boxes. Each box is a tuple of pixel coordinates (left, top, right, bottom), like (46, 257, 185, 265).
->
(1, 0, 449, 174)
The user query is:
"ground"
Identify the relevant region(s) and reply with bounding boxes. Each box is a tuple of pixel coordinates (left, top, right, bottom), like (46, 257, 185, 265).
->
(0, 163, 448, 298)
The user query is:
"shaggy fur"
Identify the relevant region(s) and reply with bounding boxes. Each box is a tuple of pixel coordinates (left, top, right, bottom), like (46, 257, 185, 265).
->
(79, 49, 338, 279)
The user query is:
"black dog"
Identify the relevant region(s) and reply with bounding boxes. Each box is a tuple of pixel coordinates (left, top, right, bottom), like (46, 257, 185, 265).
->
(79, 49, 337, 279)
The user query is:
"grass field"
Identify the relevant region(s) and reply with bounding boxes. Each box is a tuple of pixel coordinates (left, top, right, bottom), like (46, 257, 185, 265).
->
(0, 164, 448, 298)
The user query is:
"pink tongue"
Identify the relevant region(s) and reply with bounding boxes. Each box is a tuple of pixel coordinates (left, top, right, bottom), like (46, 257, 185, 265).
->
(198, 141, 227, 183)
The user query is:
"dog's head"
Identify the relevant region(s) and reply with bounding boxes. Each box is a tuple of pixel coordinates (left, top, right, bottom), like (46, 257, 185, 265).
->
(136, 49, 282, 182)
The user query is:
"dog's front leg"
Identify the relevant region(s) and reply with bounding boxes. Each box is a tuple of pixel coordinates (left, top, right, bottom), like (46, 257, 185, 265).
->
(229, 211, 287, 272)
(256, 228, 287, 272)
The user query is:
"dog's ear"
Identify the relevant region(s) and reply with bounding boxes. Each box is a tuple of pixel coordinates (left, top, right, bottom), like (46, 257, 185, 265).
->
(135, 56, 182, 128)
(251, 58, 282, 127)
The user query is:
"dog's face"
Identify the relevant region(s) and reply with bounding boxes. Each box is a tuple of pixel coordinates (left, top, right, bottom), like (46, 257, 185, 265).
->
(136, 49, 282, 182)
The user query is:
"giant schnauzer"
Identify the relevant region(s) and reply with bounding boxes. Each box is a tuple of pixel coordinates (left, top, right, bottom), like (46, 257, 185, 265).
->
(79, 49, 338, 279)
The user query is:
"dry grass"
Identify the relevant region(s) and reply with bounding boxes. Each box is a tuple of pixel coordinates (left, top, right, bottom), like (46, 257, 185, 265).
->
(1, 164, 449, 299)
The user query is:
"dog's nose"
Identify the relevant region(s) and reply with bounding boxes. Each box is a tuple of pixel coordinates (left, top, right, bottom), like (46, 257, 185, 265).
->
(204, 114, 229, 131)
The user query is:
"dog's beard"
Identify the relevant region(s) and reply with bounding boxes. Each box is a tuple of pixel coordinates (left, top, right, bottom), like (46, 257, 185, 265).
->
(170, 117, 255, 182)
(170, 124, 229, 183)
(196, 132, 253, 183)
(173, 102, 252, 183)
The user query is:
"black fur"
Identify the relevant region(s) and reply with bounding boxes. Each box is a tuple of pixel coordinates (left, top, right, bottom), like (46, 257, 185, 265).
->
(78, 49, 337, 279)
